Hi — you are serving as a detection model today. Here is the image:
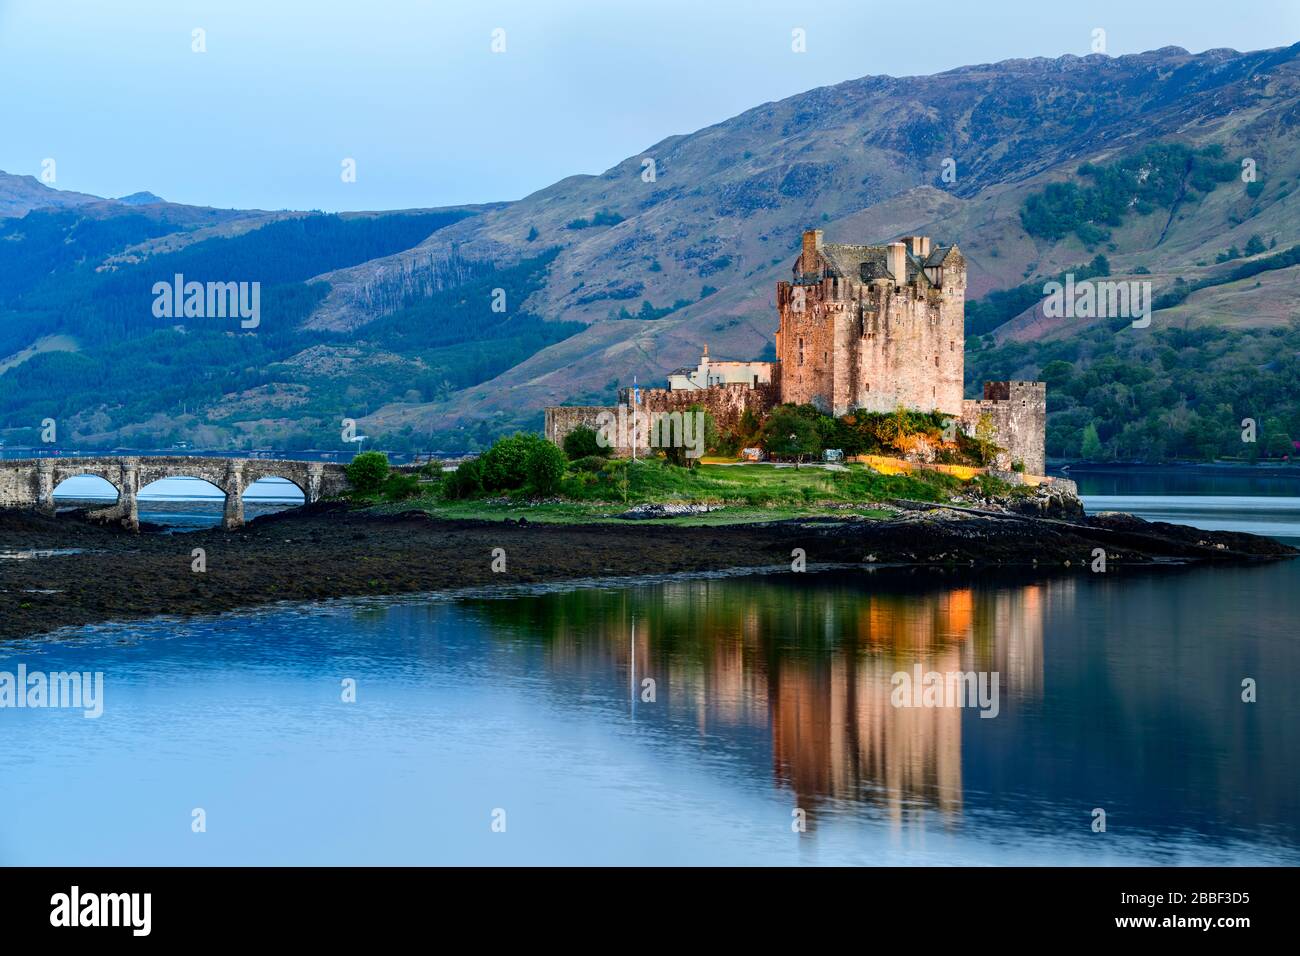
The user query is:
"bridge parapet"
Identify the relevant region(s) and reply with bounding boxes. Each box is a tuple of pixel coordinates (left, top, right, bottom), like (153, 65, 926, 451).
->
(0, 456, 351, 531)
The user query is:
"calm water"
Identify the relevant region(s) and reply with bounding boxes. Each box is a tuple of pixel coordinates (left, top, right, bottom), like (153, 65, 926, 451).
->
(1, 471, 1297, 865)
(1071, 469, 1300, 546)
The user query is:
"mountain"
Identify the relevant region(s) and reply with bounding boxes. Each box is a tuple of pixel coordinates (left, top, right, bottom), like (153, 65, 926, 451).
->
(115, 191, 166, 206)
(319, 43, 1300, 449)
(0, 170, 104, 218)
(3, 43, 1300, 460)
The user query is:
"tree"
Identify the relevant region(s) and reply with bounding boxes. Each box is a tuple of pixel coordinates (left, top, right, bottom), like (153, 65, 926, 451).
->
(442, 458, 484, 499)
(761, 407, 821, 465)
(1263, 416, 1293, 459)
(879, 404, 913, 455)
(480, 433, 548, 490)
(737, 407, 761, 445)
(1080, 422, 1103, 460)
(380, 471, 421, 501)
(562, 425, 608, 460)
(973, 413, 1002, 466)
(525, 441, 567, 494)
(1040, 360, 1075, 389)
(345, 451, 389, 495)
(661, 405, 718, 467)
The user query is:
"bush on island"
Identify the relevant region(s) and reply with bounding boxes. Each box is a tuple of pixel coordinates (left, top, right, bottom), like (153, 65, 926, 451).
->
(345, 451, 390, 495)
(562, 426, 609, 460)
(381, 472, 422, 501)
(526, 441, 568, 495)
(442, 458, 484, 500)
(480, 432, 550, 491)
(570, 455, 608, 473)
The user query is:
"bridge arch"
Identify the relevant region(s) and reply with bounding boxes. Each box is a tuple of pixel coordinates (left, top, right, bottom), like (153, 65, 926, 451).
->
(241, 474, 308, 500)
(241, 475, 307, 523)
(136, 475, 228, 531)
(51, 474, 121, 513)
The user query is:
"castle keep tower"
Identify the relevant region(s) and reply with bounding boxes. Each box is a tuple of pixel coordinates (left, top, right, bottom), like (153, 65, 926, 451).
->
(775, 230, 967, 416)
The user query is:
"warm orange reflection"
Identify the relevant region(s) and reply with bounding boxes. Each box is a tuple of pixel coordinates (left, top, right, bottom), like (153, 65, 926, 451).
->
(474, 573, 1066, 829)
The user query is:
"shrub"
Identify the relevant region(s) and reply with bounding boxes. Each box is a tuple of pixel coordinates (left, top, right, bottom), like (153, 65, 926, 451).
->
(345, 451, 390, 495)
(562, 425, 608, 460)
(570, 455, 608, 473)
(525, 441, 567, 495)
(381, 472, 422, 501)
(442, 458, 484, 499)
(480, 433, 548, 491)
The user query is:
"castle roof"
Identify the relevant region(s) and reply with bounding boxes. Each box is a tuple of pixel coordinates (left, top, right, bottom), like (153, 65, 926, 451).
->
(817, 241, 958, 286)
(925, 245, 962, 267)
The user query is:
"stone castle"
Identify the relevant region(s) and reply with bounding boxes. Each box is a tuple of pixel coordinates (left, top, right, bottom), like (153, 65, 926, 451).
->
(546, 229, 1046, 474)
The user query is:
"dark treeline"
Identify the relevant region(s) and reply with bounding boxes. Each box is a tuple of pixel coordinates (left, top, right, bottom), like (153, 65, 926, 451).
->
(1019, 142, 1238, 244)
(967, 319, 1300, 461)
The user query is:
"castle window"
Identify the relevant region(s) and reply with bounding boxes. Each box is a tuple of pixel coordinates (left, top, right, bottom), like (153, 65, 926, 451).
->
(934, 355, 939, 367)
(798, 337, 804, 367)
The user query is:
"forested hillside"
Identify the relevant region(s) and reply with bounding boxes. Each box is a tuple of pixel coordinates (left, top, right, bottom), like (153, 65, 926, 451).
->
(0, 209, 580, 449)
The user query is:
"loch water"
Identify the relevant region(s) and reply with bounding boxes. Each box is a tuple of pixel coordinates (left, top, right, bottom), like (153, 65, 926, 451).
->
(0, 471, 1296, 865)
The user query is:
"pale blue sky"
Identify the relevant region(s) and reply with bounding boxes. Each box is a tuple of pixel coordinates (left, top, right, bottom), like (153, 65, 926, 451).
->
(1, 0, 1296, 212)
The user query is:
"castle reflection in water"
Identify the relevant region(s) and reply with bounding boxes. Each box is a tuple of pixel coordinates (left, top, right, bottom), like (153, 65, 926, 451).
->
(467, 570, 1069, 831)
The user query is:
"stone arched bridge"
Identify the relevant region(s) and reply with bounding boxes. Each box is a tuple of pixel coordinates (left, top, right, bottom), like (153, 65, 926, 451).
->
(0, 456, 350, 531)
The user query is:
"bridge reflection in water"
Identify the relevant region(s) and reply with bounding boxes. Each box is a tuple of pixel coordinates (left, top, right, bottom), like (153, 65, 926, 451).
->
(461, 571, 1056, 833)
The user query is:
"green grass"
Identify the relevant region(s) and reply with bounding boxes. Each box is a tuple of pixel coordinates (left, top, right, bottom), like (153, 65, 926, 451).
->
(361, 459, 983, 526)
(563, 460, 967, 507)
(378, 497, 894, 526)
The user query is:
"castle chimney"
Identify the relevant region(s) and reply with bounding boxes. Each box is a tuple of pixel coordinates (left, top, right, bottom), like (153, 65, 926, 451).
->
(905, 235, 931, 259)
(886, 241, 908, 284)
(801, 229, 823, 273)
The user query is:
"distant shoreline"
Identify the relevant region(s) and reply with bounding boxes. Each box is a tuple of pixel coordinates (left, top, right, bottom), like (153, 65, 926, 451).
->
(1053, 461, 1300, 478)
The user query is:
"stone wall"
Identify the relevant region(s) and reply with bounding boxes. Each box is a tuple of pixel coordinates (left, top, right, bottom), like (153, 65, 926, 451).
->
(617, 381, 778, 432)
(544, 382, 778, 459)
(544, 405, 624, 454)
(960, 381, 1047, 476)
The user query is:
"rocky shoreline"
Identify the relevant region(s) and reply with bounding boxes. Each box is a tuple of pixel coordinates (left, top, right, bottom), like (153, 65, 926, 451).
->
(0, 501, 1293, 640)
